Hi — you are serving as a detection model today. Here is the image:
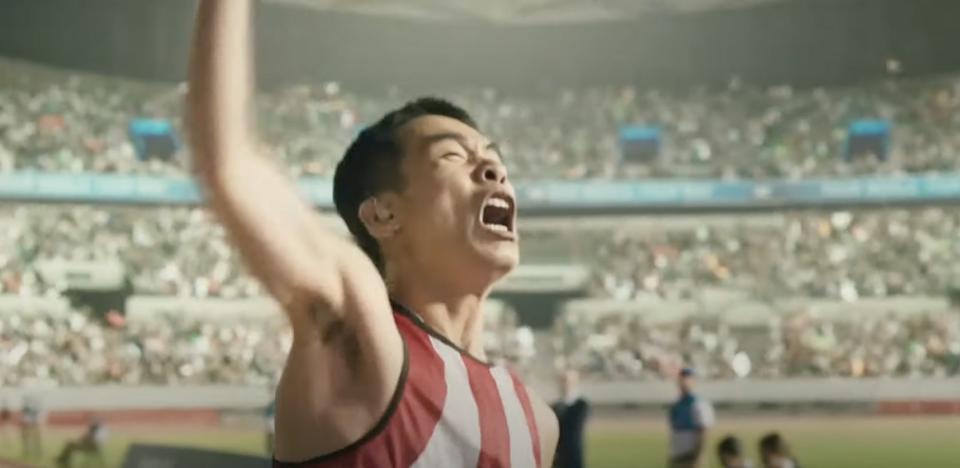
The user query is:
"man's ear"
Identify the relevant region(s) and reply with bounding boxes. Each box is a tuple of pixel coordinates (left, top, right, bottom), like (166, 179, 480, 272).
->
(358, 195, 400, 240)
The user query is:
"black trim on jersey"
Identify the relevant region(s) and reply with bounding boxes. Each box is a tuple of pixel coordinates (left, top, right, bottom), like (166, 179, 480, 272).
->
(272, 336, 410, 467)
(391, 299, 495, 368)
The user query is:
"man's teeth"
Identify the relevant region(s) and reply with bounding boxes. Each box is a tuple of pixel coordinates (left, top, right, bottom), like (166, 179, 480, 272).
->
(485, 223, 510, 233)
(486, 198, 510, 209)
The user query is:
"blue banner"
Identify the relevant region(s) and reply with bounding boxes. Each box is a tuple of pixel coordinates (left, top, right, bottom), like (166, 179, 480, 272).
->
(128, 118, 180, 161)
(3, 171, 960, 210)
(0, 172, 200, 204)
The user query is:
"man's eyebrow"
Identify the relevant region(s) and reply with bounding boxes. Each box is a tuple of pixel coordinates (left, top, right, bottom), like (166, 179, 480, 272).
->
(421, 132, 503, 160)
(486, 141, 503, 158)
(421, 132, 470, 149)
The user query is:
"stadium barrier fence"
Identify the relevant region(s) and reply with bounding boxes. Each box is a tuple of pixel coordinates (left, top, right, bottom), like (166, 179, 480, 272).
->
(5, 171, 960, 211)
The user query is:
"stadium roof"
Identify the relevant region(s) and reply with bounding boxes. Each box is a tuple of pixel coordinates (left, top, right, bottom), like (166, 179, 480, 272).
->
(267, 0, 788, 23)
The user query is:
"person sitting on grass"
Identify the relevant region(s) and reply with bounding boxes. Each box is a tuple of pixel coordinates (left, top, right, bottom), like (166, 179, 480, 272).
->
(55, 417, 107, 468)
(717, 435, 753, 468)
(0, 400, 11, 449)
(759, 432, 799, 468)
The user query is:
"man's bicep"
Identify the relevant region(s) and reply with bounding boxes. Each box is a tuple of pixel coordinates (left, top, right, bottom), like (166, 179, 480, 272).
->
(334, 263, 405, 389)
(283, 298, 402, 402)
(275, 284, 403, 457)
(287, 251, 404, 389)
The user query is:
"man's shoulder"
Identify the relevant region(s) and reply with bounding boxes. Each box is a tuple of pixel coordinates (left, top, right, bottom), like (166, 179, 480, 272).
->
(526, 388, 558, 430)
(524, 385, 559, 466)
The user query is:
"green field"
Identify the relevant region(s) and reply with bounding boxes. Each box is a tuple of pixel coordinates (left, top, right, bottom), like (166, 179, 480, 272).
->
(1, 415, 958, 468)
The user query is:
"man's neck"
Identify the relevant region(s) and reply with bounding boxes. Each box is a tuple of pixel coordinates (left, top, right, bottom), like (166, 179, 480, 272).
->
(389, 271, 491, 360)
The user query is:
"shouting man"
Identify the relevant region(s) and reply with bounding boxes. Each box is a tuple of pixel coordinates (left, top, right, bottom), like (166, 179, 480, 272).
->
(186, 1, 559, 467)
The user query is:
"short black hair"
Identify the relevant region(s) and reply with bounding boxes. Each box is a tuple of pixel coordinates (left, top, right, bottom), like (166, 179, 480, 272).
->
(759, 432, 789, 456)
(717, 435, 743, 457)
(333, 97, 479, 272)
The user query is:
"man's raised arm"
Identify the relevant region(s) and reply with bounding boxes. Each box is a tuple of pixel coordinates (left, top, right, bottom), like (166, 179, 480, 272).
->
(185, 0, 400, 384)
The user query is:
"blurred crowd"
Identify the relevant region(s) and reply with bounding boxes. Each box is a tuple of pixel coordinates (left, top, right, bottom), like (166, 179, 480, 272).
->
(0, 305, 528, 387)
(0, 205, 262, 299)
(3, 203, 960, 383)
(6, 302, 955, 386)
(582, 208, 960, 302)
(3, 58, 960, 385)
(556, 309, 960, 380)
(3, 202, 959, 384)
(4, 206, 960, 303)
(0, 311, 290, 387)
(3, 58, 960, 180)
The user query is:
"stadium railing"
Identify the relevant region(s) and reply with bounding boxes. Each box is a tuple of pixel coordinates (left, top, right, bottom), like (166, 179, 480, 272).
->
(5, 171, 960, 212)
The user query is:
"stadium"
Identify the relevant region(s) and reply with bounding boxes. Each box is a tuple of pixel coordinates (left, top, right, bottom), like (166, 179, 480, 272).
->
(1, 0, 959, 467)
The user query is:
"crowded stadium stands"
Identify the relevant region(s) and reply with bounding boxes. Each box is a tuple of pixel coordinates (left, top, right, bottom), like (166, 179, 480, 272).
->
(3, 58, 960, 180)
(3, 203, 960, 385)
(2, 58, 960, 387)
(0, 312, 289, 387)
(5, 206, 960, 302)
(555, 304, 960, 381)
(577, 208, 960, 301)
(0, 301, 533, 387)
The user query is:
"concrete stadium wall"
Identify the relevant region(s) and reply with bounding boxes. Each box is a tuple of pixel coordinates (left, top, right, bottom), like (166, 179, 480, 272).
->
(568, 378, 960, 406)
(0, 386, 272, 412)
(2, 0, 960, 91)
(2, 380, 958, 423)
(0, 385, 271, 428)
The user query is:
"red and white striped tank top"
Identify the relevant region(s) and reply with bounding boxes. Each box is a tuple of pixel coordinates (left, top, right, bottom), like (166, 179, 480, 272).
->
(276, 303, 542, 468)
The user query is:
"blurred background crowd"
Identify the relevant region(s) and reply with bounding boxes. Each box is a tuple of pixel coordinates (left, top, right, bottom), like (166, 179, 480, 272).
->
(3, 58, 960, 387)
(4, 58, 960, 180)
(0, 205, 262, 299)
(4, 206, 960, 302)
(0, 312, 289, 387)
(555, 309, 960, 381)
(4, 203, 960, 386)
(0, 306, 537, 387)
(3, 303, 957, 386)
(578, 208, 960, 302)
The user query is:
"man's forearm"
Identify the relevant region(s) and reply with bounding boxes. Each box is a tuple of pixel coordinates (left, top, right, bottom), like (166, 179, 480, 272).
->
(186, 0, 256, 175)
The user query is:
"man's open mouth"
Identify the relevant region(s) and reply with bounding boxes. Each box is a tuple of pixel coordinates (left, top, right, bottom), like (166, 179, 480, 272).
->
(479, 192, 516, 238)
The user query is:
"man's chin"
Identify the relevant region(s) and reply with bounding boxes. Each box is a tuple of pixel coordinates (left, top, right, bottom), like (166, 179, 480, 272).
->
(472, 245, 519, 277)
(486, 251, 519, 279)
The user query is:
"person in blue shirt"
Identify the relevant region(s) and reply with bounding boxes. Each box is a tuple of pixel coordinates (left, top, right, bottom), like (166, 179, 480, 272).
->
(668, 367, 715, 468)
